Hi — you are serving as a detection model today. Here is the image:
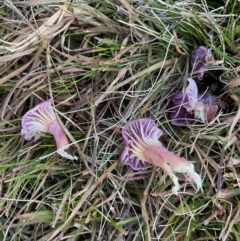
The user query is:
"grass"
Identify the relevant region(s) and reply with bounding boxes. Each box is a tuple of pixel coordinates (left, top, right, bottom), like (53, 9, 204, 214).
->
(0, 0, 240, 240)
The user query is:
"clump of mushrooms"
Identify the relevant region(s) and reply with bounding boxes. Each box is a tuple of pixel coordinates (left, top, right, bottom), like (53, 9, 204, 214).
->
(21, 99, 77, 160)
(120, 118, 202, 195)
(168, 78, 219, 126)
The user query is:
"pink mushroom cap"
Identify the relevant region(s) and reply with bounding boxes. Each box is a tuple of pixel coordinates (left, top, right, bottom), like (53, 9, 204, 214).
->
(22, 99, 57, 141)
(120, 118, 163, 170)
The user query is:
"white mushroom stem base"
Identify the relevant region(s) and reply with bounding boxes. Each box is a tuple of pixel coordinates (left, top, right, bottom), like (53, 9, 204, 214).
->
(57, 149, 78, 161)
(161, 162, 180, 195)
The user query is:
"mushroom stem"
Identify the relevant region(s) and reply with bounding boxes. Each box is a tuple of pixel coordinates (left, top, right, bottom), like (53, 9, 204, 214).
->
(48, 120, 69, 150)
(48, 120, 77, 160)
(143, 142, 190, 170)
(142, 142, 202, 194)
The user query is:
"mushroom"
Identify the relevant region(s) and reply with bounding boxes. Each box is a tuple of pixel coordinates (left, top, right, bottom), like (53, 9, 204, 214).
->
(190, 46, 212, 80)
(168, 90, 195, 126)
(120, 118, 202, 194)
(168, 78, 219, 125)
(21, 99, 77, 160)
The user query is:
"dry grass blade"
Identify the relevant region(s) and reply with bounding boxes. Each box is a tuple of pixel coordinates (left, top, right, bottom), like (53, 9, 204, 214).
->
(226, 78, 240, 149)
(0, 6, 70, 54)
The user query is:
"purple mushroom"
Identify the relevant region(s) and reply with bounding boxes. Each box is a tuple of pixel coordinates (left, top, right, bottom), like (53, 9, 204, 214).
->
(120, 118, 202, 194)
(168, 78, 219, 126)
(190, 46, 212, 80)
(21, 99, 77, 160)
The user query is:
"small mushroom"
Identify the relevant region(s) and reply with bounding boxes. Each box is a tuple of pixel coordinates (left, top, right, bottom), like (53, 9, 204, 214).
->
(168, 90, 195, 126)
(168, 78, 219, 125)
(120, 118, 202, 194)
(21, 99, 77, 160)
(190, 46, 212, 80)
